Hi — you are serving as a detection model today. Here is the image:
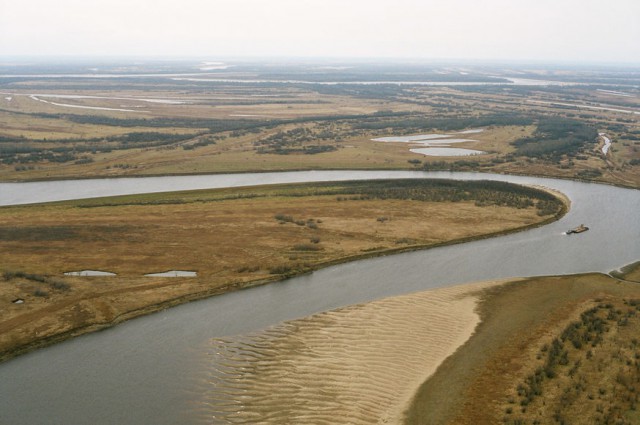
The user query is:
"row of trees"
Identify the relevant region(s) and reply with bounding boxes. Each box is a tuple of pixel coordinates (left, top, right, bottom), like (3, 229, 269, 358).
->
(281, 179, 563, 215)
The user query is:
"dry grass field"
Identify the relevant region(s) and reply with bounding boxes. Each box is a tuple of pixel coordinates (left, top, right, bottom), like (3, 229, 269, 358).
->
(0, 180, 563, 362)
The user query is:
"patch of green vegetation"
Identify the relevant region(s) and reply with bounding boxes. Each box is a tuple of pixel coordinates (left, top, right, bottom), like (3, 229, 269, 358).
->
(32, 114, 269, 130)
(0, 225, 132, 241)
(268, 264, 293, 275)
(576, 169, 603, 179)
(309, 179, 563, 215)
(75, 179, 563, 218)
(505, 301, 640, 425)
(3, 270, 70, 291)
(0, 225, 80, 241)
(255, 127, 334, 151)
(422, 160, 487, 172)
(0, 132, 200, 165)
(77, 193, 262, 208)
(511, 117, 598, 160)
(291, 244, 323, 252)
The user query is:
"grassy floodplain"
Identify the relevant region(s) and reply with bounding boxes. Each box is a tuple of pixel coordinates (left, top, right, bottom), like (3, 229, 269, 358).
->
(406, 267, 640, 425)
(0, 179, 565, 361)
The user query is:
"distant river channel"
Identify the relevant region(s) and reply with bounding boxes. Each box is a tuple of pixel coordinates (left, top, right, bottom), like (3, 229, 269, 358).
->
(0, 170, 639, 424)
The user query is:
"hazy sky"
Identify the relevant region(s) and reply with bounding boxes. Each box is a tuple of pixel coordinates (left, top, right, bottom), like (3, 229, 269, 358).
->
(1, 0, 639, 63)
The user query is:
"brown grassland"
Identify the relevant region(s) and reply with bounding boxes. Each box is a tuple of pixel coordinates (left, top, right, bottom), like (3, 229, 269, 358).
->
(405, 265, 640, 425)
(0, 180, 564, 362)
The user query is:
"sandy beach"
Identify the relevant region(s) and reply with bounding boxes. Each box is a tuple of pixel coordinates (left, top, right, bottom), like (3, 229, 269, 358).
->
(196, 280, 507, 424)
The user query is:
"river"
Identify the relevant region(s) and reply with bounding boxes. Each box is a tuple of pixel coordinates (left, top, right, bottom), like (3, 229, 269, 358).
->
(0, 171, 639, 424)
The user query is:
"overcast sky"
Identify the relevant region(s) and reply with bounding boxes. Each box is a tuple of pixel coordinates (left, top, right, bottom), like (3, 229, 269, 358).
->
(1, 0, 639, 63)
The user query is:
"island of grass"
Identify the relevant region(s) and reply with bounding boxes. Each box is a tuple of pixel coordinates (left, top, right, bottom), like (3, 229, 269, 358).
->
(0, 178, 566, 362)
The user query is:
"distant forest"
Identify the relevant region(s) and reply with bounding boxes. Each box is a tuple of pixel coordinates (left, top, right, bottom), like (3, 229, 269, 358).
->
(511, 118, 598, 160)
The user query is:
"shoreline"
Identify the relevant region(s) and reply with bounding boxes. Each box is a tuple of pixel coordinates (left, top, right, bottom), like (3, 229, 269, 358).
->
(197, 279, 507, 424)
(404, 270, 640, 424)
(0, 191, 568, 364)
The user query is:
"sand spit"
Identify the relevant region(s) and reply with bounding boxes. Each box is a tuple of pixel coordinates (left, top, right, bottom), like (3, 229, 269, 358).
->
(196, 280, 503, 424)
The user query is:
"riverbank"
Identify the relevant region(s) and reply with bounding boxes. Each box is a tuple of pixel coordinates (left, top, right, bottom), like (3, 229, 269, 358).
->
(0, 179, 567, 363)
(405, 266, 640, 424)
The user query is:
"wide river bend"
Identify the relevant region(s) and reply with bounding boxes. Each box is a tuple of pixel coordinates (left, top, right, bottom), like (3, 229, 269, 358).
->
(0, 170, 639, 424)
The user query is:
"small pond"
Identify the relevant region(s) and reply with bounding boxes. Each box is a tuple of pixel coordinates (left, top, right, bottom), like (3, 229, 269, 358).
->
(411, 147, 486, 156)
(63, 270, 116, 277)
(144, 271, 198, 277)
(372, 131, 487, 156)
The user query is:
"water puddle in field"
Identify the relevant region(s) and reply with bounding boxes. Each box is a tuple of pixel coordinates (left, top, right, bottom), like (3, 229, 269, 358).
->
(456, 128, 485, 134)
(372, 130, 487, 156)
(64, 270, 117, 277)
(410, 147, 486, 156)
(599, 132, 612, 155)
(144, 271, 198, 277)
(372, 134, 451, 142)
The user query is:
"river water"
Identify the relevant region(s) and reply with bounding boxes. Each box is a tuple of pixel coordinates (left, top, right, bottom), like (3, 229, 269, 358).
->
(0, 171, 639, 424)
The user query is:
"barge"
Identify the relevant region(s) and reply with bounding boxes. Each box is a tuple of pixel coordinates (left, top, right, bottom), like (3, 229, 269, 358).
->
(566, 224, 589, 235)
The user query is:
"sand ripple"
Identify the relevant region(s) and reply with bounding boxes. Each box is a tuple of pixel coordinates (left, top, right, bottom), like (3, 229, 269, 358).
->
(194, 281, 501, 424)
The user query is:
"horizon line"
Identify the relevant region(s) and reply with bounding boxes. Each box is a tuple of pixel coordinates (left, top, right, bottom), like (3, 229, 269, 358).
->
(1, 55, 640, 68)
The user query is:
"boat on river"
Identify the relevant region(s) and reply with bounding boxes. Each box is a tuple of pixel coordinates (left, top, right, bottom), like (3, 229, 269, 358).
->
(566, 224, 589, 234)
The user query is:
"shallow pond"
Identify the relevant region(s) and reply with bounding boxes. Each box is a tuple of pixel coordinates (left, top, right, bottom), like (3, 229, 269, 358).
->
(372, 132, 485, 157)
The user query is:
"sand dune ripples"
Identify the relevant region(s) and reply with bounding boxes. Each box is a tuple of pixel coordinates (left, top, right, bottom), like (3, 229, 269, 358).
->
(195, 281, 500, 424)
